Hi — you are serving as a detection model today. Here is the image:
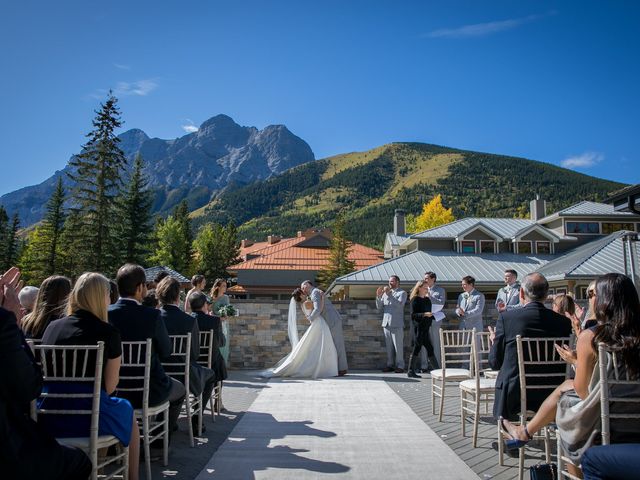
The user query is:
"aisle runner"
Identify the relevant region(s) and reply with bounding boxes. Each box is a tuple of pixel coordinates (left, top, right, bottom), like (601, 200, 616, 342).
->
(195, 374, 478, 479)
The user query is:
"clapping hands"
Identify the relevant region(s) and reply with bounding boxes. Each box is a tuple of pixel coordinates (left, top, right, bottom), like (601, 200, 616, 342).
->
(555, 343, 577, 365)
(0, 267, 23, 321)
(376, 286, 391, 297)
(487, 325, 496, 345)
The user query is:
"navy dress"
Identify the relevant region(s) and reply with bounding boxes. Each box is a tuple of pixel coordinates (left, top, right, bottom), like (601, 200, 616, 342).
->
(40, 310, 133, 445)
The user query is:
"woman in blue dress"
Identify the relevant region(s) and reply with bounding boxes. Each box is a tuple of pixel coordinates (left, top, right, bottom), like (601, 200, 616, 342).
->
(42, 272, 140, 480)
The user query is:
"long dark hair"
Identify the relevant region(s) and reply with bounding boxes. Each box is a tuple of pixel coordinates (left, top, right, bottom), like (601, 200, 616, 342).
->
(592, 273, 640, 378)
(291, 288, 305, 303)
(21, 275, 72, 338)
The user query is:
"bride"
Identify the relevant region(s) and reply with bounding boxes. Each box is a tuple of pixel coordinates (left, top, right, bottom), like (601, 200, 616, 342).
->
(261, 288, 338, 379)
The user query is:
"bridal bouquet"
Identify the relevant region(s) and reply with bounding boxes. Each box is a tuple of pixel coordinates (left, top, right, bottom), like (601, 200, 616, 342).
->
(216, 304, 238, 317)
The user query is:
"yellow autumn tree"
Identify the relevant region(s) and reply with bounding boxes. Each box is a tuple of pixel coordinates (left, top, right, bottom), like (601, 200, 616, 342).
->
(406, 194, 455, 233)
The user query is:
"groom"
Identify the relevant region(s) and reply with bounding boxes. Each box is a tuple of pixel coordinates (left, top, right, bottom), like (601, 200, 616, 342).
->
(301, 280, 348, 376)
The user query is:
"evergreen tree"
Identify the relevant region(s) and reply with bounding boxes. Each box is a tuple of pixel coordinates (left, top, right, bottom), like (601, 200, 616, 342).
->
(118, 154, 153, 265)
(18, 178, 67, 283)
(67, 92, 127, 275)
(0, 212, 20, 271)
(406, 194, 455, 233)
(192, 222, 241, 281)
(149, 215, 193, 274)
(174, 200, 194, 250)
(316, 212, 356, 290)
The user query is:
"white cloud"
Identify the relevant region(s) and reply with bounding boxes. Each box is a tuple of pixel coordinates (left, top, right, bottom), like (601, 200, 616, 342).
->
(113, 63, 131, 70)
(114, 79, 158, 96)
(181, 119, 199, 133)
(426, 11, 556, 39)
(182, 124, 199, 133)
(560, 151, 604, 169)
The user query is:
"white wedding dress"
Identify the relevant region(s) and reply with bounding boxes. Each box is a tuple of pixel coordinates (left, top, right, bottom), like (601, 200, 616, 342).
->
(261, 299, 338, 379)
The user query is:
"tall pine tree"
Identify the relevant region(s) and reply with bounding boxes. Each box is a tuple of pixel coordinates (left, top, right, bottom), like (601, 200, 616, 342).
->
(67, 92, 127, 275)
(18, 178, 66, 284)
(0, 211, 20, 271)
(316, 212, 356, 290)
(118, 154, 153, 265)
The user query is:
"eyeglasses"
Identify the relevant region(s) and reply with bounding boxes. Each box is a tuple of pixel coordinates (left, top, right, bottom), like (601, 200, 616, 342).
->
(587, 289, 596, 299)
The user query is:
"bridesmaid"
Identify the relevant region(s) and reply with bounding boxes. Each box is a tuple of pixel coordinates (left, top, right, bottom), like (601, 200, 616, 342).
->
(210, 278, 231, 365)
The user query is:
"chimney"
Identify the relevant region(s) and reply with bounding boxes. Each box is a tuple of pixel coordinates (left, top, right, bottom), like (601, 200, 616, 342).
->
(267, 235, 282, 245)
(394, 209, 406, 236)
(240, 239, 254, 249)
(530, 194, 547, 221)
(297, 231, 303, 238)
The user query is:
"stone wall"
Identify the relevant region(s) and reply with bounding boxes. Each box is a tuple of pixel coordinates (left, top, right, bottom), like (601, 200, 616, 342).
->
(227, 299, 504, 369)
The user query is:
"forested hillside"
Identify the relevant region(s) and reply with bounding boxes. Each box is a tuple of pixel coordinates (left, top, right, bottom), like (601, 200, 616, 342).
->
(193, 143, 625, 248)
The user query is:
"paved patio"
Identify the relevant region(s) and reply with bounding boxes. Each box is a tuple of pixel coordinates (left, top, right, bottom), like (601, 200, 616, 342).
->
(149, 371, 554, 479)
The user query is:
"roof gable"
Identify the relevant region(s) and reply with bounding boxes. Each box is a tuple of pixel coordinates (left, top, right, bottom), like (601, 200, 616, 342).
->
(412, 218, 534, 240)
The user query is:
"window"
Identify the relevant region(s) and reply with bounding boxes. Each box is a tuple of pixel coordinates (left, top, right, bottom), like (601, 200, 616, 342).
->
(579, 286, 590, 299)
(548, 288, 555, 295)
(565, 222, 600, 234)
(536, 241, 551, 254)
(461, 241, 476, 253)
(517, 241, 532, 254)
(480, 241, 495, 253)
(602, 223, 635, 234)
(556, 287, 567, 295)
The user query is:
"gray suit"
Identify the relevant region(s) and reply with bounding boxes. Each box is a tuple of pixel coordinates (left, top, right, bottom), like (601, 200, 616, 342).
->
(308, 288, 348, 371)
(495, 283, 521, 311)
(427, 285, 446, 365)
(376, 288, 407, 369)
(457, 289, 485, 365)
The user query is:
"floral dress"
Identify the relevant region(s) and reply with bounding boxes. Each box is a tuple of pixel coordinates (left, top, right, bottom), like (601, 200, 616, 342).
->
(213, 294, 230, 365)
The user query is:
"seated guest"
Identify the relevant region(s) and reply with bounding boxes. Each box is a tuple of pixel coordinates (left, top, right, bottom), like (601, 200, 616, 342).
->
(1, 286, 91, 479)
(157, 278, 217, 432)
(21, 275, 72, 339)
(488, 272, 572, 421)
(581, 444, 640, 480)
(190, 291, 227, 386)
(553, 294, 581, 338)
(501, 274, 640, 474)
(184, 274, 207, 314)
(108, 280, 119, 305)
(141, 290, 159, 309)
(18, 285, 39, 318)
(108, 264, 185, 434)
(41, 273, 139, 480)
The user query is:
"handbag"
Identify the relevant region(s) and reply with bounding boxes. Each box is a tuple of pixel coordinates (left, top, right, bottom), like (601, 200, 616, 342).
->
(529, 463, 557, 480)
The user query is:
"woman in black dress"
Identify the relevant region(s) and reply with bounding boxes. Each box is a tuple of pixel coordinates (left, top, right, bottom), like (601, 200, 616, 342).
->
(408, 280, 438, 378)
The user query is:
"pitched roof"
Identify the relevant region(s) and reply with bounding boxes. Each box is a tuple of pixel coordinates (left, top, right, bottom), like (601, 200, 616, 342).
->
(537, 230, 640, 281)
(385, 233, 410, 248)
(556, 201, 639, 217)
(411, 218, 535, 240)
(144, 266, 191, 284)
(329, 250, 552, 287)
(230, 235, 383, 271)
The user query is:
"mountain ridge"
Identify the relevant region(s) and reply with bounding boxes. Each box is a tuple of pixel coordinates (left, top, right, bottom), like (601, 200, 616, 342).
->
(0, 115, 315, 225)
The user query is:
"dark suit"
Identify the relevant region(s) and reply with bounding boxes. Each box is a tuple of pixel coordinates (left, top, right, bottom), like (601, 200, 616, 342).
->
(108, 298, 185, 430)
(0, 307, 91, 479)
(192, 310, 228, 381)
(160, 305, 217, 405)
(489, 301, 572, 421)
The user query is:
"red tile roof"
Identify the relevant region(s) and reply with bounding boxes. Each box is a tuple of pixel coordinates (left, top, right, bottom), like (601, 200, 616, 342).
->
(230, 234, 383, 271)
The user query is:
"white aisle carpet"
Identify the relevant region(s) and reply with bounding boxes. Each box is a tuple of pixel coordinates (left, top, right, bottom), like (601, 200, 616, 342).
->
(195, 373, 478, 479)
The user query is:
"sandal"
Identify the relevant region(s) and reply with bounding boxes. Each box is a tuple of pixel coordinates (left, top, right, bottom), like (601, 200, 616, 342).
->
(501, 417, 532, 450)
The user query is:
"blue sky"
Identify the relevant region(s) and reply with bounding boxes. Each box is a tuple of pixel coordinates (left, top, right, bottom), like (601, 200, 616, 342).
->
(1, 1, 638, 196)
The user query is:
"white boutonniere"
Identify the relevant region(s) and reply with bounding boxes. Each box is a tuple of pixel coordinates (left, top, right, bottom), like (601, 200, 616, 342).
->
(463, 292, 470, 299)
(504, 286, 511, 294)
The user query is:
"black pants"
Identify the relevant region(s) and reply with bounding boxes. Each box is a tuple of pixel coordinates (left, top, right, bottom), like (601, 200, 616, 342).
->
(411, 319, 435, 357)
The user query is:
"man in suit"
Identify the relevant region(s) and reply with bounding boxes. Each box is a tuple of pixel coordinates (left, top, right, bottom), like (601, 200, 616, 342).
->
(376, 275, 407, 373)
(301, 280, 348, 376)
(456, 275, 485, 332)
(108, 264, 186, 434)
(156, 277, 217, 433)
(495, 269, 521, 312)
(424, 271, 446, 368)
(1, 268, 91, 480)
(488, 272, 572, 421)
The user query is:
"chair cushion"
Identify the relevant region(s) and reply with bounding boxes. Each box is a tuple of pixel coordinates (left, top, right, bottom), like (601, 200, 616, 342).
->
(58, 434, 120, 449)
(431, 368, 472, 380)
(483, 369, 499, 379)
(459, 378, 496, 391)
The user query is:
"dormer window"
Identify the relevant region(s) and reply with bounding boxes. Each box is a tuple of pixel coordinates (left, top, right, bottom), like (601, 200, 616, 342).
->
(536, 241, 551, 254)
(480, 240, 495, 253)
(461, 241, 476, 253)
(517, 241, 532, 254)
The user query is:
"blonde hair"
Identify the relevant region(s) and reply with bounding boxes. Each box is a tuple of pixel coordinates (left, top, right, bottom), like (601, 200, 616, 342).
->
(67, 272, 110, 322)
(410, 280, 427, 301)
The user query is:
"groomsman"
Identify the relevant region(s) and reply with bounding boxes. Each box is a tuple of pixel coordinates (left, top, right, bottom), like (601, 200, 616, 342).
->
(424, 271, 446, 367)
(495, 269, 521, 312)
(376, 275, 407, 373)
(456, 276, 485, 331)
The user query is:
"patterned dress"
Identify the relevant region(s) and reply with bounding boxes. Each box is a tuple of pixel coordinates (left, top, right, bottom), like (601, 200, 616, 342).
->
(213, 294, 230, 365)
